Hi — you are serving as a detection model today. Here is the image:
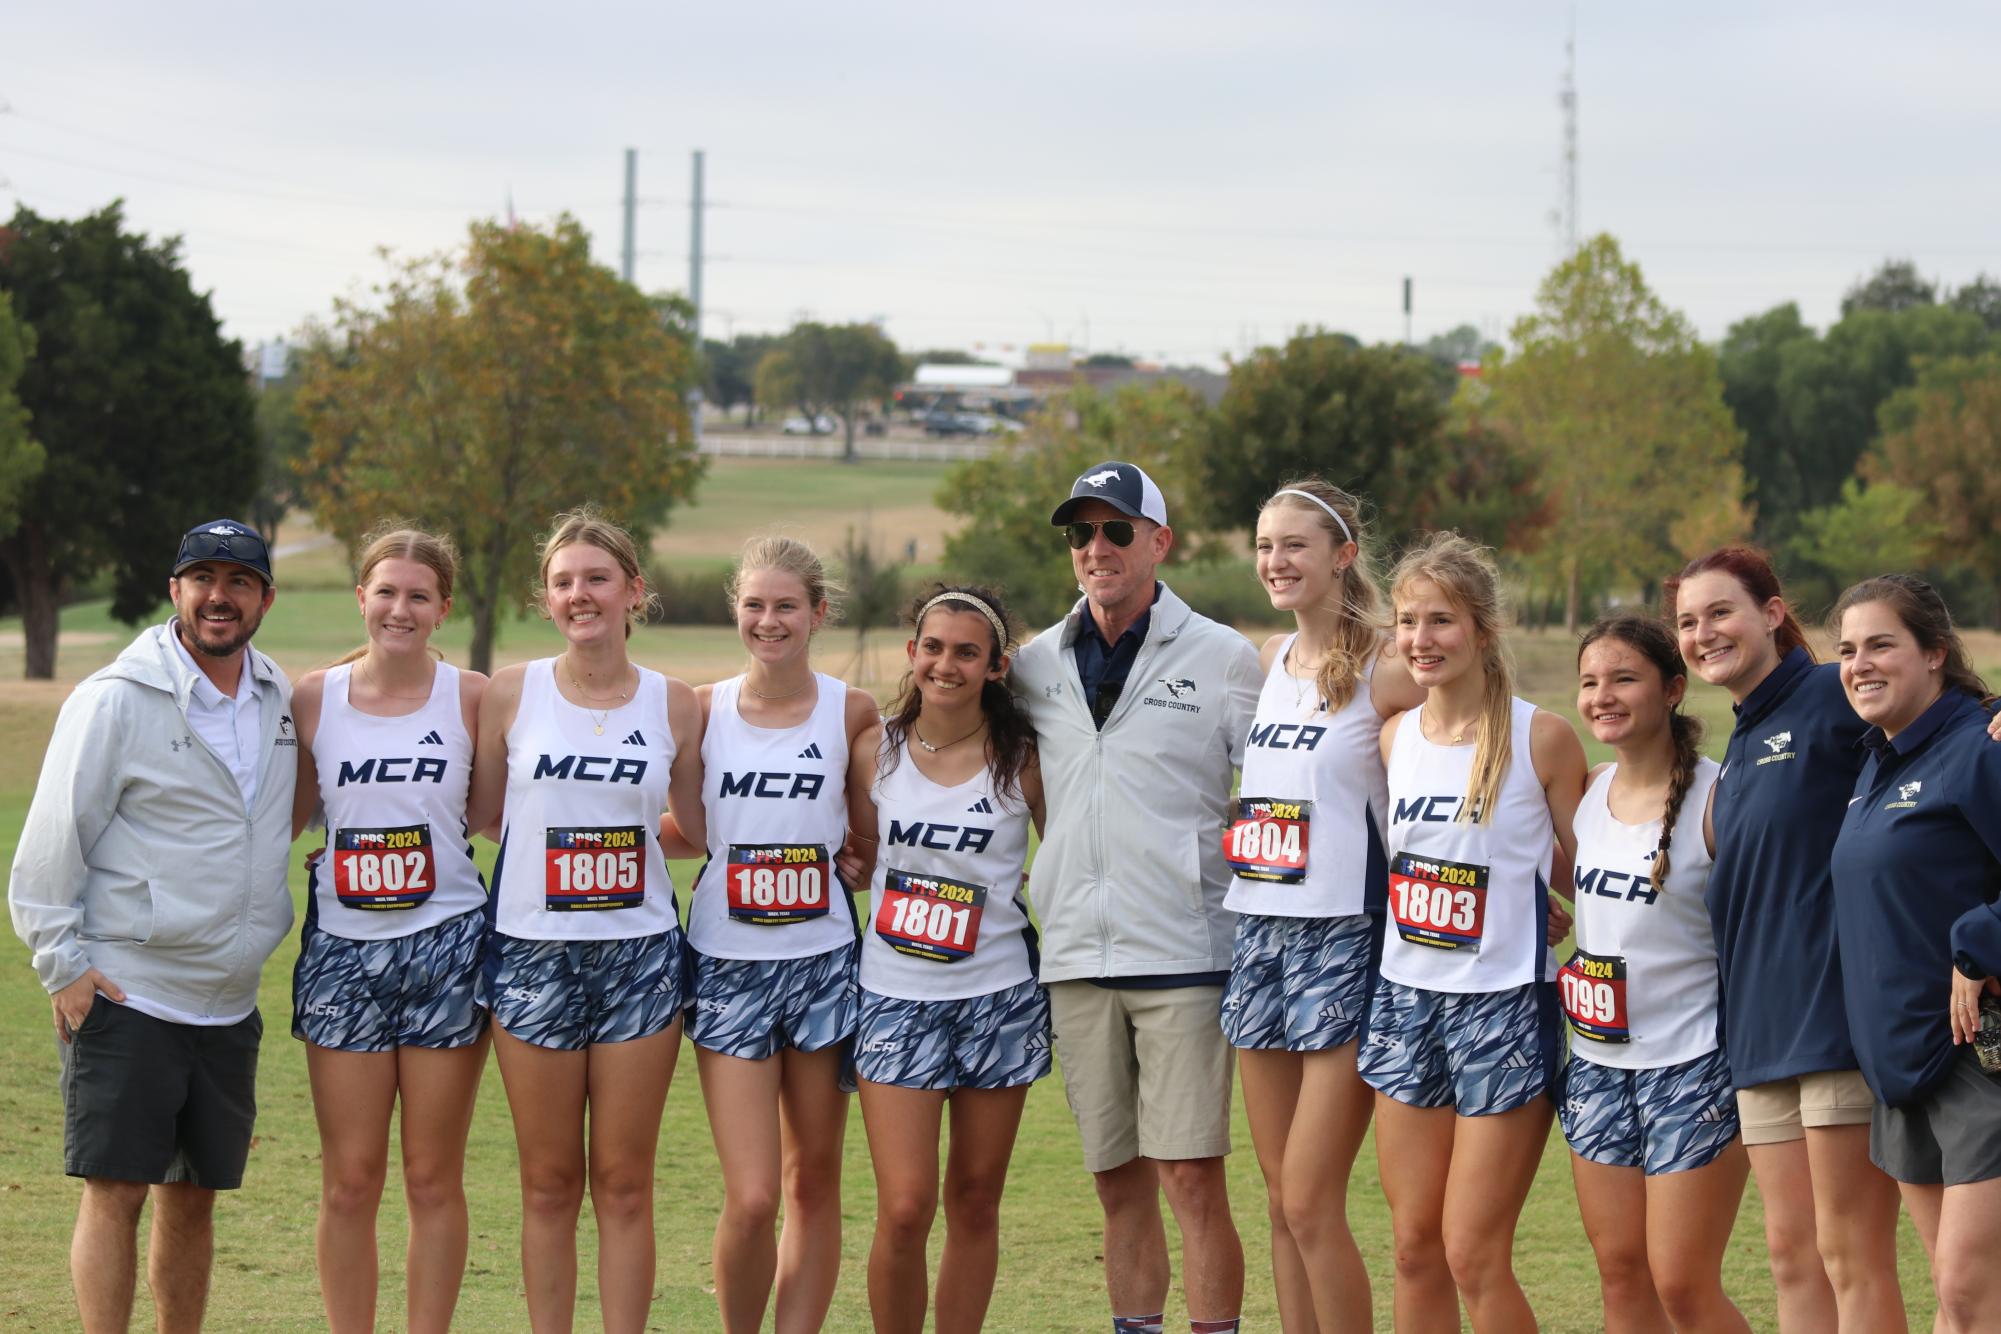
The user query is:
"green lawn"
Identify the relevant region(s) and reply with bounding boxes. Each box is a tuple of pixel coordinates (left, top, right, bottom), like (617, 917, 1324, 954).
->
(0, 578, 1970, 1328)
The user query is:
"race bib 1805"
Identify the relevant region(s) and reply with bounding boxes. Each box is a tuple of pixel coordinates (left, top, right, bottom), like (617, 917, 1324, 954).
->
(333, 823, 434, 911)
(875, 869, 986, 963)
(545, 826, 645, 911)
(1387, 852, 1488, 951)
(1559, 949, 1630, 1043)
(1223, 797, 1310, 884)
(726, 844, 831, 925)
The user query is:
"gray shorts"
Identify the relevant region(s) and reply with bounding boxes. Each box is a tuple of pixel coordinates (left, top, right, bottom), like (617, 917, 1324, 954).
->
(59, 998, 262, 1189)
(1871, 1046, 2001, 1186)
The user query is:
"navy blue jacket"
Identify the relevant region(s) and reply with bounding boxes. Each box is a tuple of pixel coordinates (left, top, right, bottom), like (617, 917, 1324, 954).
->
(1831, 691, 2001, 1107)
(1708, 649, 1868, 1089)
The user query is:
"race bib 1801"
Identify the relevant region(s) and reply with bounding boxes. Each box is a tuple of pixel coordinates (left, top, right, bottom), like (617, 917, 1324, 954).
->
(1223, 797, 1310, 884)
(1387, 852, 1488, 951)
(875, 868, 986, 963)
(1559, 949, 1630, 1043)
(726, 844, 831, 925)
(544, 826, 645, 911)
(333, 823, 434, 911)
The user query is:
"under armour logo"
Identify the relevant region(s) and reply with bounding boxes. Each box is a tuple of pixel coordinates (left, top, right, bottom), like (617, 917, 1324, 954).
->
(1082, 469, 1121, 488)
(1044, 684, 1062, 698)
(169, 736, 193, 752)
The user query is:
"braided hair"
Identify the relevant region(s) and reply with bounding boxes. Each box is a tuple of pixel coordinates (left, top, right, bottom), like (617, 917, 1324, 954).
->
(1579, 613, 1704, 894)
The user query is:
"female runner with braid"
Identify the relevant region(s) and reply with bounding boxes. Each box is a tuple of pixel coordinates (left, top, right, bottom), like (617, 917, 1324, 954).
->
(1223, 479, 1421, 1332)
(1565, 614, 1749, 1333)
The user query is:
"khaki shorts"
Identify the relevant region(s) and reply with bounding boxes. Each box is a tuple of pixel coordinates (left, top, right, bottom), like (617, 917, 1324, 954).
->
(1736, 1068, 1876, 1146)
(1047, 980, 1232, 1173)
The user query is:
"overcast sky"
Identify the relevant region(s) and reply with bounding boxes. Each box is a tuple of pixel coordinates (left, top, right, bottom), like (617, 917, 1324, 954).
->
(5, 2, 1997, 368)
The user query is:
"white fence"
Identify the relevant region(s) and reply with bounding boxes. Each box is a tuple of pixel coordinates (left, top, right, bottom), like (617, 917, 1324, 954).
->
(696, 433, 997, 463)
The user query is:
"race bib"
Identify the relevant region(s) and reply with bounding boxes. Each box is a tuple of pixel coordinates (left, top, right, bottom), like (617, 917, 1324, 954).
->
(1223, 797, 1310, 884)
(726, 844, 831, 925)
(875, 869, 985, 962)
(1387, 852, 1488, 951)
(1559, 950, 1630, 1044)
(333, 823, 434, 910)
(544, 826, 645, 911)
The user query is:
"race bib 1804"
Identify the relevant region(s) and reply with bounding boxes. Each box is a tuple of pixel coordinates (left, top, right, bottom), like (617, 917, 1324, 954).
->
(333, 823, 434, 911)
(1387, 852, 1488, 951)
(726, 844, 831, 925)
(1559, 949, 1630, 1043)
(544, 826, 645, 911)
(1223, 797, 1310, 884)
(875, 869, 986, 963)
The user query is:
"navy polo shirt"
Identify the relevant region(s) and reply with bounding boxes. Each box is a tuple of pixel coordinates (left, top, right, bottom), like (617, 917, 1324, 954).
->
(1707, 648, 1869, 1089)
(1071, 584, 1159, 730)
(1831, 691, 2001, 1107)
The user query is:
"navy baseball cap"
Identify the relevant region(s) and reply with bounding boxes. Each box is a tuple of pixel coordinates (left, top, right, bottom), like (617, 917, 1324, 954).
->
(1049, 461, 1169, 527)
(173, 519, 274, 585)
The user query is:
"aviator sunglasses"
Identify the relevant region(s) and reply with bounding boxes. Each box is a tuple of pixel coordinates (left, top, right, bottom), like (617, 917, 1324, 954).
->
(1063, 520, 1137, 550)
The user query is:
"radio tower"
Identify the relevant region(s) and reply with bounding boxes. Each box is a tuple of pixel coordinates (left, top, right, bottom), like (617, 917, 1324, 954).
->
(1556, 13, 1579, 256)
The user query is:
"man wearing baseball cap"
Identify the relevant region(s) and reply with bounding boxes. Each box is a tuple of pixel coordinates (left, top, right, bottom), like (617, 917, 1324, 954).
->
(11, 518, 296, 1331)
(1013, 462, 1262, 1334)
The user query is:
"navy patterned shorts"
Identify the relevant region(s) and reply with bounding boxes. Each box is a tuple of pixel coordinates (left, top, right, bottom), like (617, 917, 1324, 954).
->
(688, 943, 858, 1059)
(1561, 1047, 1740, 1175)
(479, 929, 685, 1050)
(1356, 977, 1562, 1115)
(1221, 912, 1379, 1052)
(855, 978, 1053, 1091)
(293, 909, 487, 1052)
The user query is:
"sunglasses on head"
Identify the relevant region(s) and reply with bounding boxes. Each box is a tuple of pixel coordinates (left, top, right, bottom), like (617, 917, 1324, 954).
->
(177, 530, 270, 567)
(1063, 520, 1136, 550)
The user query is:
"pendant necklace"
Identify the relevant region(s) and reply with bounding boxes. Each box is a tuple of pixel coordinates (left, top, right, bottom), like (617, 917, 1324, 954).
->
(566, 662, 631, 736)
(914, 721, 985, 753)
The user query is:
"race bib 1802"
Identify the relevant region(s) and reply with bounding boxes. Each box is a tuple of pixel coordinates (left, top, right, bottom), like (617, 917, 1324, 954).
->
(333, 823, 434, 910)
(726, 844, 831, 925)
(875, 868, 986, 963)
(1223, 797, 1310, 884)
(1559, 949, 1630, 1044)
(544, 826, 645, 911)
(1387, 852, 1488, 951)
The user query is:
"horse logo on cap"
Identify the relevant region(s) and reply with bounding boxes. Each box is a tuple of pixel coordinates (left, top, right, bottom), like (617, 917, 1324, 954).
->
(1082, 469, 1122, 488)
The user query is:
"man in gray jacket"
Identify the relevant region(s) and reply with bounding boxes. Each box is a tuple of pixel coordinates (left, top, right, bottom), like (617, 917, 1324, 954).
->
(1012, 462, 1261, 1334)
(11, 519, 295, 1333)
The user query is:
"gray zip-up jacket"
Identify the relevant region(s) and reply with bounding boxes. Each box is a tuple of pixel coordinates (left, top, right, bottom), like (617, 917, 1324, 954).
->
(1012, 584, 1260, 982)
(9, 623, 296, 1019)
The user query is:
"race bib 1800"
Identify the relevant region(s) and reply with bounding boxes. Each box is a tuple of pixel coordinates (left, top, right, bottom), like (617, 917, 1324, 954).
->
(1559, 950, 1630, 1043)
(333, 823, 434, 910)
(726, 844, 831, 925)
(875, 869, 986, 963)
(544, 826, 645, 911)
(1387, 852, 1488, 951)
(1223, 797, 1310, 884)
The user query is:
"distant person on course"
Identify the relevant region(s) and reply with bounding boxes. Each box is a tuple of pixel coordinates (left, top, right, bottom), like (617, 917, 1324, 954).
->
(1011, 460, 1262, 1334)
(10, 519, 296, 1334)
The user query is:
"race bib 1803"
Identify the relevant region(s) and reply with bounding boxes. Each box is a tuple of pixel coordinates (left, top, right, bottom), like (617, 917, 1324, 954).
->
(726, 844, 831, 925)
(1559, 949, 1630, 1043)
(333, 823, 434, 910)
(875, 869, 986, 963)
(544, 826, 645, 911)
(1387, 852, 1488, 951)
(1223, 797, 1310, 883)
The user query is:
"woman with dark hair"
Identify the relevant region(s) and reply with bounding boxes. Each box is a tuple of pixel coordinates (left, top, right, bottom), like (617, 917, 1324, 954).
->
(1667, 546, 1903, 1332)
(849, 585, 1047, 1334)
(1828, 574, 2001, 1333)
(1565, 613, 1749, 1333)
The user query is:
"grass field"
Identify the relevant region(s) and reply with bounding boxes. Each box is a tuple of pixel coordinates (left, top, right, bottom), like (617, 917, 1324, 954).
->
(1, 459, 1981, 1330)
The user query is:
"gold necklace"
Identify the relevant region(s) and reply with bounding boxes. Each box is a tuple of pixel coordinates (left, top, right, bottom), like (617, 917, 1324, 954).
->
(914, 721, 986, 754)
(565, 661, 631, 736)
(1427, 710, 1479, 745)
(746, 676, 810, 700)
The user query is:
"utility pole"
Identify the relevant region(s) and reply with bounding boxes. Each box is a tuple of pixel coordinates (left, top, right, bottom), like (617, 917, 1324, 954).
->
(621, 148, 637, 284)
(1403, 276, 1413, 347)
(689, 149, 706, 444)
(1557, 12, 1579, 257)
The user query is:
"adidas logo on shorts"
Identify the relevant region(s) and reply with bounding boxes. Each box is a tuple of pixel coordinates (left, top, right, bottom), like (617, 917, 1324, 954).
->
(967, 796, 994, 814)
(417, 730, 444, 746)
(798, 743, 823, 760)
(623, 729, 646, 746)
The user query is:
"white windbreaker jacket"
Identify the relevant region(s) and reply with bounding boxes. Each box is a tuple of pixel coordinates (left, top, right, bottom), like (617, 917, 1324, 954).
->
(1012, 584, 1260, 982)
(9, 623, 296, 1020)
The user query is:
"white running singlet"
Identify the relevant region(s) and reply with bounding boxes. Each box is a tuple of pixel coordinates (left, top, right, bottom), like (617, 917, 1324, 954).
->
(1224, 637, 1388, 918)
(1565, 757, 1723, 1068)
(1380, 697, 1555, 993)
(687, 673, 855, 960)
(309, 662, 483, 938)
(861, 735, 1035, 1000)
(490, 659, 679, 940)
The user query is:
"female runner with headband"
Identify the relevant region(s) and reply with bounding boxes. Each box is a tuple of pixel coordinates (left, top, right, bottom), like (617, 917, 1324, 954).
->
(1223, 479, 1421, 1332)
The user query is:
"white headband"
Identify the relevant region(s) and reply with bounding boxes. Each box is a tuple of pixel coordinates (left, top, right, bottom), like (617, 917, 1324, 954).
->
(919, 591, 1011, 654)
(1273, 489, 1355, 545)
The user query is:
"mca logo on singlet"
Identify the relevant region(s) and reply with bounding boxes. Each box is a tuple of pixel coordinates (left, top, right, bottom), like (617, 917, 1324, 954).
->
(336, 756, 449, 786)
(885, 819, 994, 854)
(1887, 779, 1923, 810)
(1393, 794, 1465, 824)
(1247, 721, 1326, 751)
(1756, 730, 1796, 766)
(1574, 865, 1659, 906)
(718, 770, 826, 800)
(532, 754, 647, 785)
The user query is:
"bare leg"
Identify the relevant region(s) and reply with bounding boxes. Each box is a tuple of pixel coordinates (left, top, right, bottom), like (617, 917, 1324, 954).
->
(491, 1024, 587, 1334)
(304, 1044, 397, 1334)
(396, 1035, 488, 1334)
(1094, 1157, 1171, 1318)
(1281, 1044, 1374, 1332)
(1746, 1139, 1838, 1332)
(1373, 1094, 1459, 1334)
(934, 1086, 1031, 1334)
(1156, 1156, 1244, 1325)
(1932, 1177, 2001, 1334)
(1439, 1099, 1549, 1334)
(858, 1078, 945, 1334)
(772, 1044, 849, 1334)
(1806, 1124, 1906, 1333)
(1238, 1049, 1316, 1333)
(697, 1045, 784, 1334)
(1571, 1154, 1670, 1334)
(72, 1178, 147, 1334)
(1645, 1141, 1753, 1333)
(585, 1023, 679, 1334)
(147, 1182, 216, 1334)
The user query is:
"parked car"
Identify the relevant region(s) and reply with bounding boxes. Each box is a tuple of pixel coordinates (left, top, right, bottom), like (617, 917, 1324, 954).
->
(781, 414, 838, 435)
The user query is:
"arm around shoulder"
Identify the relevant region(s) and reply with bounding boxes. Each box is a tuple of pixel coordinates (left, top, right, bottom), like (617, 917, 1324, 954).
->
(465, 664, 525, 839)
(1531, 709, 1589, 860)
